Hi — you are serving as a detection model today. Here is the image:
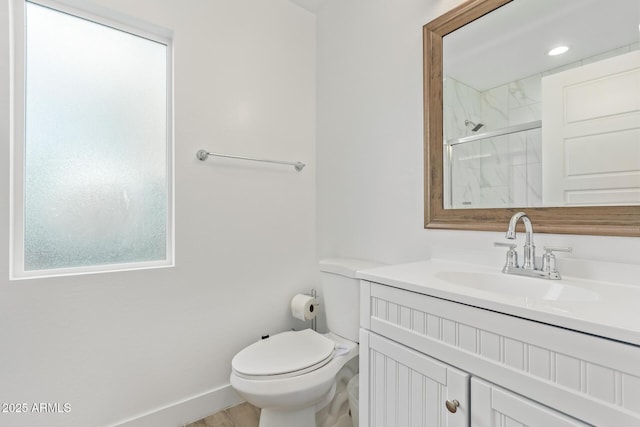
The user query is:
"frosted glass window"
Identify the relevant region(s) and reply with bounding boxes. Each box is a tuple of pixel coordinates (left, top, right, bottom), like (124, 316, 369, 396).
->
(18, 1, 173, 275)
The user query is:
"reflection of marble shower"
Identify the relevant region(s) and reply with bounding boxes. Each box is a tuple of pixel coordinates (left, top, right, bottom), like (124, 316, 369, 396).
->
(443, 41, 640, 210)
(464, 119, 484, 132)
(443, 74, 543, 209)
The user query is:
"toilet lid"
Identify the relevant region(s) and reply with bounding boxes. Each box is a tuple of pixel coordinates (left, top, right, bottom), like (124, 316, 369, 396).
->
(232, 329, 335, 378)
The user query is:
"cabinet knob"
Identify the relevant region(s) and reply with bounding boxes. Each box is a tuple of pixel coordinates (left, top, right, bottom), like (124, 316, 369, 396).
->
(445, 399, 460, 413)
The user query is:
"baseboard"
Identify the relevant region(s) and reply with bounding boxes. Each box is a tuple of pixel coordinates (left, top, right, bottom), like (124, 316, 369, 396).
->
(109, 384, 244, 427)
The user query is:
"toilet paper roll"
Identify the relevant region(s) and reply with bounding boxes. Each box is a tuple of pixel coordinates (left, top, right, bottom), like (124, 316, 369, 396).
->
(291, 294, 317, 321)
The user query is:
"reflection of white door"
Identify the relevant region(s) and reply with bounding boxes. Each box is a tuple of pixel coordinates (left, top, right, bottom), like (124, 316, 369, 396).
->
(542, 50, 640, 206)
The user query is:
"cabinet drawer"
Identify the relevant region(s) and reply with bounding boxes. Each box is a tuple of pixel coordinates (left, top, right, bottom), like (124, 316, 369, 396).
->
(361, 281, 640, 427)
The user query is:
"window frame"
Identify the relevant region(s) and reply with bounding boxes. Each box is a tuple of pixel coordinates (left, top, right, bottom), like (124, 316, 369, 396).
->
(10, 0, 175, 279)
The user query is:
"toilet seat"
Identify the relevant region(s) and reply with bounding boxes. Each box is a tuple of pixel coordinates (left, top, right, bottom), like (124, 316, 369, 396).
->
(232, 329, 336, 380)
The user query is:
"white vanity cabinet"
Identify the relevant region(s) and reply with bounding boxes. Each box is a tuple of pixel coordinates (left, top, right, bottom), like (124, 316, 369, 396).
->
(359, 280, 640, 427)
(471, 378, 587, 427)
(360, 329, 470, 427)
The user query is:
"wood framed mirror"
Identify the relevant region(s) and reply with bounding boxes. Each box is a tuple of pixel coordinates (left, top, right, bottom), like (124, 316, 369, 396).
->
(423, 0, 640, 236)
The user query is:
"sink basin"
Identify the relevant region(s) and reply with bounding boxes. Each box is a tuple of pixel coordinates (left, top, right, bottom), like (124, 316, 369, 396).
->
(435, 271, 600, 302)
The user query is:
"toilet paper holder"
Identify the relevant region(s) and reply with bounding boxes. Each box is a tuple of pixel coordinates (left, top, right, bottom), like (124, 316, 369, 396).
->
(291, 289, 321, 331)
(309, 289, 319, 331)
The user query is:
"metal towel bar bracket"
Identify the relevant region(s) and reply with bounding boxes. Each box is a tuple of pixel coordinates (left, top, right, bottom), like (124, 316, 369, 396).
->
(196, 149, 305, 172)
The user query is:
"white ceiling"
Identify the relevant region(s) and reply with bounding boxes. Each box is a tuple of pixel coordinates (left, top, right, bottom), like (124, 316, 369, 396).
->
(288, 0, 325, 13)
(443, 0, 640, 91)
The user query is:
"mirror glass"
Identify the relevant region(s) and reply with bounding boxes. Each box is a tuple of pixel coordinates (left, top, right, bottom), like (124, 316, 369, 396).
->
(441, 0, 640, 210)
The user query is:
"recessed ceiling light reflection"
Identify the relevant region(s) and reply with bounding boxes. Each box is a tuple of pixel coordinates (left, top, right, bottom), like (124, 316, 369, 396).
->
(548, 46, 569, 56)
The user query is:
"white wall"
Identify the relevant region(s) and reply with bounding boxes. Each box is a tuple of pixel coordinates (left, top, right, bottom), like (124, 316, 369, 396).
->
(0, 1, 316, 426)
(316, 0, 640, 266)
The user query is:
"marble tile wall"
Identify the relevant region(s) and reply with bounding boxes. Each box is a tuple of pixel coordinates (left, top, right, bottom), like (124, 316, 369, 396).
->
(445, 75, 542, 209)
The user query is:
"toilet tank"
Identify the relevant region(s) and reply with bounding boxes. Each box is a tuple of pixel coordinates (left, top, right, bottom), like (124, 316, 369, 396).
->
(319, 258, 384, 342)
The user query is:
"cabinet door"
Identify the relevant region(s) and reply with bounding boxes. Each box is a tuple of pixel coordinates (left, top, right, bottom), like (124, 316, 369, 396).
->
(471, 378, 591, 427)
(360, 330, 469, 427)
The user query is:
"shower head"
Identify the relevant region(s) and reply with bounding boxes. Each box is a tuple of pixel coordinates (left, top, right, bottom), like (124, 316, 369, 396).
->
(465, 119, 485, 132)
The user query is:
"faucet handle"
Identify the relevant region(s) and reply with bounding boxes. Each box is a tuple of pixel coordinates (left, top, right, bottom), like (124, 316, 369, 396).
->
(543, 246, 572, 254)
(494, 242, 518, 269)
(541, 246, 572, 275)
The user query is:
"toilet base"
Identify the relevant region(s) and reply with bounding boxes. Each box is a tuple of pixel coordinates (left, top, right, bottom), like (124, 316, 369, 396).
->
(258, 406, 315, 427)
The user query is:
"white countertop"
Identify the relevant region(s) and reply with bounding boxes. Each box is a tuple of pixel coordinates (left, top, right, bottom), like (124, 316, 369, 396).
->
(357, 259, 640, 346)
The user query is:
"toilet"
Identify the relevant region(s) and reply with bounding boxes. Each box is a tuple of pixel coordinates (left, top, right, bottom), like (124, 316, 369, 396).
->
(230, 258, 381, 427)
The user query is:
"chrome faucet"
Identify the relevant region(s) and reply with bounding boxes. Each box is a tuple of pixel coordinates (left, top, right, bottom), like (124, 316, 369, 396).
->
(495, 212, 571, 280)
(506, 212, 535, 270)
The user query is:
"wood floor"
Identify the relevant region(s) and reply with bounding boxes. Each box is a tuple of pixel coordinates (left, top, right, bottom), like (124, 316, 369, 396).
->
(185, 403, 260, 427)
